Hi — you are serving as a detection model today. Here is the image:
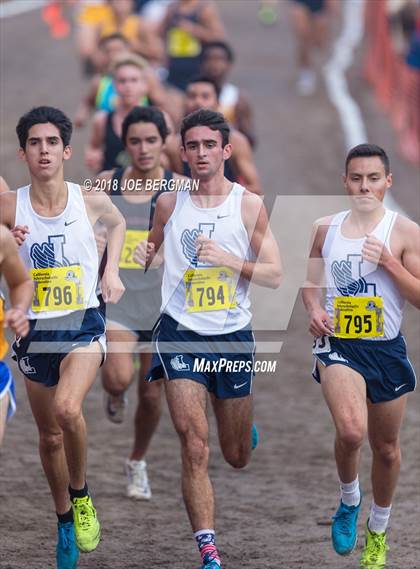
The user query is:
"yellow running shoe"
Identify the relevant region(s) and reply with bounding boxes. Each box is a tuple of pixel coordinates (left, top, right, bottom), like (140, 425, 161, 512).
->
(360, 523, 389, 568)
(71, 495, 101, 553)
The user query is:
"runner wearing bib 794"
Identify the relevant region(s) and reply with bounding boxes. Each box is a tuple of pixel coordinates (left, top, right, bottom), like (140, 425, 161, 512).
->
(135, 109, 281, 569)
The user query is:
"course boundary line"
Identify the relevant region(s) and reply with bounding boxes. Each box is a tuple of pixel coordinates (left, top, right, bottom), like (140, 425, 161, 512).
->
(0, 0, 46, 19)
(323, 0, 406, 216)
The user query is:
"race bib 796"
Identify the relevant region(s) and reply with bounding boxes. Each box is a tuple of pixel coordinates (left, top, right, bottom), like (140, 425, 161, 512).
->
(31, 265, 85, 312)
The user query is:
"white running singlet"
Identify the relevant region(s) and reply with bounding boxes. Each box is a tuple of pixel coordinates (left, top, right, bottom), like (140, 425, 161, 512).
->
(323, 209, 404, 340)
(161, 183, 252, 334)
(15, 183, 100, 320)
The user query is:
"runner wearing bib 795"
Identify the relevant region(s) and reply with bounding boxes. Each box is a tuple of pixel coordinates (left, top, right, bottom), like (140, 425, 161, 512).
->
(302, 144, 419, 569)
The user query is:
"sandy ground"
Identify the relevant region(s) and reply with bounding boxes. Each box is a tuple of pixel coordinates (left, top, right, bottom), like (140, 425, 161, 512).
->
(0, 2, 419, 568)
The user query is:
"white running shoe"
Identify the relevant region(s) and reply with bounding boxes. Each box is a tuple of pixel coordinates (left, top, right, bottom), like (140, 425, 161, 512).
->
(296, 69, 316, 96)
(125, 459, 152, 500)
(104, 392, 127, 424)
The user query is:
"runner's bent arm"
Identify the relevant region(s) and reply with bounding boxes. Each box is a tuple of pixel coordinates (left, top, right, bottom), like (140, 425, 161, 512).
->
(85, 191, 126, 303)
(0, 225, 33, 336)
(302, 218, 334, 336)
(196, 192, 281, 288)
(362, 216, 420, 309)
(134, 192, 177, 268)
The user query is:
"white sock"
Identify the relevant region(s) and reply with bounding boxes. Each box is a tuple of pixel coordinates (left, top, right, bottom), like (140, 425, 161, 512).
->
(368, 502, 392, 533)
(340, 476, 361, 507)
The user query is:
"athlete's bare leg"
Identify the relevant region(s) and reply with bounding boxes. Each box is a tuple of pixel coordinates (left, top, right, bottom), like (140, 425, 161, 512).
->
(25, 380, 70, 515)
(367, 395, 407, 506)
(165, 379, 214, 531)
(101, 326, 137, 395)
(318, 363, 367, 483)
(55, 344, 102, 490)
(211, 394, 253, 469)
(130, 351, 162, 461)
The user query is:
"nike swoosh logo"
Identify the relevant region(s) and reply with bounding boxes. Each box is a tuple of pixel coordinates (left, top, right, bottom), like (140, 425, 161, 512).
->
(233, 381, 248, 390)
(394, 383, 408, 392)
(217, 214, 229, 219)
(65, 219, 78, 227)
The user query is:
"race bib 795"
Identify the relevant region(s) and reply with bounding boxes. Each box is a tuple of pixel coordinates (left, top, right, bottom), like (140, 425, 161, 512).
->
(334, 296, 384, 338)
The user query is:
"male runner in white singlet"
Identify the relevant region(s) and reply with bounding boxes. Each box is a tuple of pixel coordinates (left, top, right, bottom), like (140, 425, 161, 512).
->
(135, 109, 281, 568)
(0, 106, 125, 569)
(302, 144, 419, 569)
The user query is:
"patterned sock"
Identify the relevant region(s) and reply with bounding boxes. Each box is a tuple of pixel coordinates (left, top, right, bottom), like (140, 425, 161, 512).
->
(368, 502, 392, 533)
(194, 529, 221, 566)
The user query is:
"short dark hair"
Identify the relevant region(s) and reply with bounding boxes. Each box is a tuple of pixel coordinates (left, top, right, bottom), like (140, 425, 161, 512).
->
(181, 109, 230, 147)
(186, 75, 221, 101)
(98, 32, 129, 49)
(122, 106, 169, 144)
(201, 41, 235, 63)
(16, 106, 73, 149)
(345, 144, 390, 175)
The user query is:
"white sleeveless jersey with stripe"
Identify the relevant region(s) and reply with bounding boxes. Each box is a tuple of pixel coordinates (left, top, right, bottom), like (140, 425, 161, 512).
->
(323, 209, 403, 340)
(15, 183, 99, 320)
(161, 183, 252, 334)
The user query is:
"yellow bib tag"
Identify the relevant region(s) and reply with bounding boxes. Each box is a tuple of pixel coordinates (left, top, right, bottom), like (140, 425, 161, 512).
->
(334, 296, 384, 338)
(184, 267, 237, 313)
(168, 27, 201, 57)
(31, 265, 85, 312)
(119, 229, 149, 269)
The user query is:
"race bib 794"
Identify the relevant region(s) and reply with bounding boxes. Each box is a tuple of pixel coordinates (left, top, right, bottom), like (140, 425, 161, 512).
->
(184, 266, 237, 313)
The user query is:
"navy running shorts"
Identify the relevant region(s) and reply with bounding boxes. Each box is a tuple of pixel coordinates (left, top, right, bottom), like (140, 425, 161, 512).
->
(12, 307, 106, 388)
(312, 333, 416, 403)
(147, 313, 256, 399)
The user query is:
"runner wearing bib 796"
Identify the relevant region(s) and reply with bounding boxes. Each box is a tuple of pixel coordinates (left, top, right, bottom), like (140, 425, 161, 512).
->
(0, 106, 125, 569)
